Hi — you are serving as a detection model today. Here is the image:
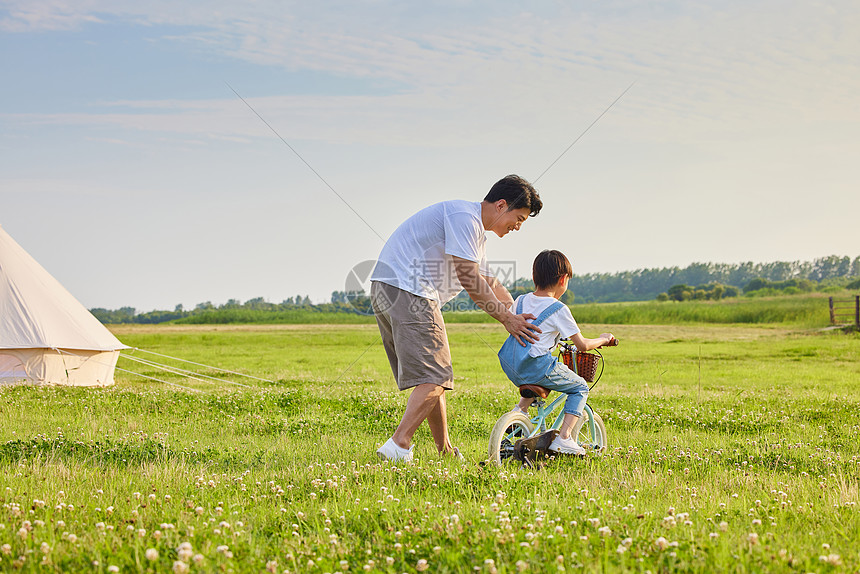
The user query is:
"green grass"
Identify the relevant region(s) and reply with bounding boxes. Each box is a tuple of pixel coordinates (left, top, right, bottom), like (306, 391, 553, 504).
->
(447, 292, 843, 327)
(1, 323, 859, 572)
(167, 292, 850, 327)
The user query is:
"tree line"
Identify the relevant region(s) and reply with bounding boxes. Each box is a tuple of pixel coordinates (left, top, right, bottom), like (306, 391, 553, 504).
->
(91, 254, 859, 324)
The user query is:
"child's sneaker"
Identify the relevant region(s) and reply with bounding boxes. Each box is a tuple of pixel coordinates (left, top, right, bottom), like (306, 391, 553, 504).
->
(511, 406, 529, 416)
(376, 438, 414, 462)
(549, 435, 586, 455)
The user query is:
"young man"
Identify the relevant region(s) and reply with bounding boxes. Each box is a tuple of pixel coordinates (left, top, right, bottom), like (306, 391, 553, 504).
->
(371, 175, 543, 462)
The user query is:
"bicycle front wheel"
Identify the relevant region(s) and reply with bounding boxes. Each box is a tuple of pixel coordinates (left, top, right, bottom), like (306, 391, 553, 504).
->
(576, 408, 607, 453)
(487, 411, 534, 465)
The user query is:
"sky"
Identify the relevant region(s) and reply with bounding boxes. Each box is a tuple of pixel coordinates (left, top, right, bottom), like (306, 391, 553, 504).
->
(2, 0, 859, 312)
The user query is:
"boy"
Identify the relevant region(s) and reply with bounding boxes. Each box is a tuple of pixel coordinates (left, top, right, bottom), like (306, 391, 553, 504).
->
(498, 250, 615, 454)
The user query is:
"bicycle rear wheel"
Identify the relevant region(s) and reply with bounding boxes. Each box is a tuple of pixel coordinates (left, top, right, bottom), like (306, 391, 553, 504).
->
(487, 411, 534, 465)
(575, 408, 607, 453)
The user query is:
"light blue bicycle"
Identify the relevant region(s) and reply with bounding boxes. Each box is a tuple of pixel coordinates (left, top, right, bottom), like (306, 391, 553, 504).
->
(487, 339, 615, 464)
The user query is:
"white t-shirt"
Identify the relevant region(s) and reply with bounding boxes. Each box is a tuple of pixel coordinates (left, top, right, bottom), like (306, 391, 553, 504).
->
(515, 293, 580, 358)
(371, 200, 492, 304)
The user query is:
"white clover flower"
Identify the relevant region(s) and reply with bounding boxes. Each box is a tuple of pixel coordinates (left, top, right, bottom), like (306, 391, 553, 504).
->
(107, 566, 119, 573)
(747, 533, 760, 545)
(145, 548, 158, 561)
(598, 526, 612, 537)
(417, 558, 429, 571)
(654, 537, 669, 550)
(617, 545, 628, 554)
(172, 560, 189, 574)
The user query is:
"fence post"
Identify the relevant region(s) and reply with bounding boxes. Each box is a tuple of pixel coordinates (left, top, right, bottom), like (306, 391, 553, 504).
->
(829, 297, 835, 324)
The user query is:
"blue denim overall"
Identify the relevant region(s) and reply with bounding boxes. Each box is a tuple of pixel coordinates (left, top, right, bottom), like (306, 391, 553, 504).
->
(498, 298, 589, 416)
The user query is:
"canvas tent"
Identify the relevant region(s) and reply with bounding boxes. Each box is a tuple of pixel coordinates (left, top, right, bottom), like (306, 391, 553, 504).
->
(0, 225, 127, 386)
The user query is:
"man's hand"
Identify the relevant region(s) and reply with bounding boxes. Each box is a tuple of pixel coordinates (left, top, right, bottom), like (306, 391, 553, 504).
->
(503, 313, 542, 346)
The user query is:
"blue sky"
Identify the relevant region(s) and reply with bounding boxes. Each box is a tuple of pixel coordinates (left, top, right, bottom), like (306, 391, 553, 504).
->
(2, 1, 859, 311)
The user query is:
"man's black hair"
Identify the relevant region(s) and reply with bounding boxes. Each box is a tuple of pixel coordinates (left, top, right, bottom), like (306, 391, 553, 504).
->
(484, 175, 542, 217)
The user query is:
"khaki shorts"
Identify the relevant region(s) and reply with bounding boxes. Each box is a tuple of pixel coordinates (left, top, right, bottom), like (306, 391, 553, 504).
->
(371, 281, 453, 391)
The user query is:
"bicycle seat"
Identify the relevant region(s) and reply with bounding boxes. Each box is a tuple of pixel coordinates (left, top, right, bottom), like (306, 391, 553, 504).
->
(519, 384, 551, 399)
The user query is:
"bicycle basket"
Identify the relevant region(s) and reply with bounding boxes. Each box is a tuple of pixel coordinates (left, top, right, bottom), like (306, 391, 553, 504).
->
(561, 347, 602, 383)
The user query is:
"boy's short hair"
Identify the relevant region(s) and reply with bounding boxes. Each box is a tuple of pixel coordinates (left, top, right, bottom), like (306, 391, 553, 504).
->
(533, 250, 572, 290)
(484, 175, 543, 217)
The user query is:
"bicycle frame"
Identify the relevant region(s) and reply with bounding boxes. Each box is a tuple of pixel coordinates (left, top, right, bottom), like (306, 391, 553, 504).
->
(526, 395, 598, 441)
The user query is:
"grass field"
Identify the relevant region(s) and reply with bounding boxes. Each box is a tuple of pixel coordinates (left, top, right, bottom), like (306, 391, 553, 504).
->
(1, 321, 859, 572)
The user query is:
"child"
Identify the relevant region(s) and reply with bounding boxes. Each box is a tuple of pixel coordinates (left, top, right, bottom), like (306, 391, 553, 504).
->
(498, 250, 615, 454)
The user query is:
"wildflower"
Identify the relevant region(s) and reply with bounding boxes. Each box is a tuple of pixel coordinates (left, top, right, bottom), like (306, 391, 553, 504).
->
(617, 545, 628, 554)
(622, 537, 633, 547)
(654, 537, 669, 550)
(266, 560, 278, 573)
(598, 526, 612, 537)
(145, 549, 159, 561)
(172, 561, 189, 574)
(67, 534, 78, 544)
(153, 530, 163, 540)
(718, 521, 728, 531)
(96, 522, 106, 531)
(192, 554, 204, 564)
(516, 560, 529, 572)
(417, 558, 429, 571)
(0, 544, 10, 555)
(107, 566, 119, 573)
(386, 557, 394, 566)
(819, 554, 842, 566)
(747, 533, 759, 545)
(177, 542, 193, 562)
(709, 532, 719, 539)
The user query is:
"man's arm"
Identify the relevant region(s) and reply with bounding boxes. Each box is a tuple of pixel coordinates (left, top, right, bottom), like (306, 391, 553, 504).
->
(483, 274, 514, 311)
(453, 256, 540, 345)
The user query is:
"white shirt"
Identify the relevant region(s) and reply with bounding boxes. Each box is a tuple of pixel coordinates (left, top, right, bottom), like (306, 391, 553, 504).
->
(371, 200, 492, 304)
(515, 293, 580, 357)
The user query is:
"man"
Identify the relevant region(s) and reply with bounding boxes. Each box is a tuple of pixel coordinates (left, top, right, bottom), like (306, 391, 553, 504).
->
(371, 174, 543, 462)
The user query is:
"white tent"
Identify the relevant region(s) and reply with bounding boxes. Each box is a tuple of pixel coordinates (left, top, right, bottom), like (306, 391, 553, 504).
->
(0, 225, 127, 386)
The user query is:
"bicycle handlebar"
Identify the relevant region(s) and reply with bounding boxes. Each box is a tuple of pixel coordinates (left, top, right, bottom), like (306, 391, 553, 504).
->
(559, 338, 619, 348)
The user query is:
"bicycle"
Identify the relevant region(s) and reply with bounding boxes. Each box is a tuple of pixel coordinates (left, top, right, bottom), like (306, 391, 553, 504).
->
(487, 339, 617, 464)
